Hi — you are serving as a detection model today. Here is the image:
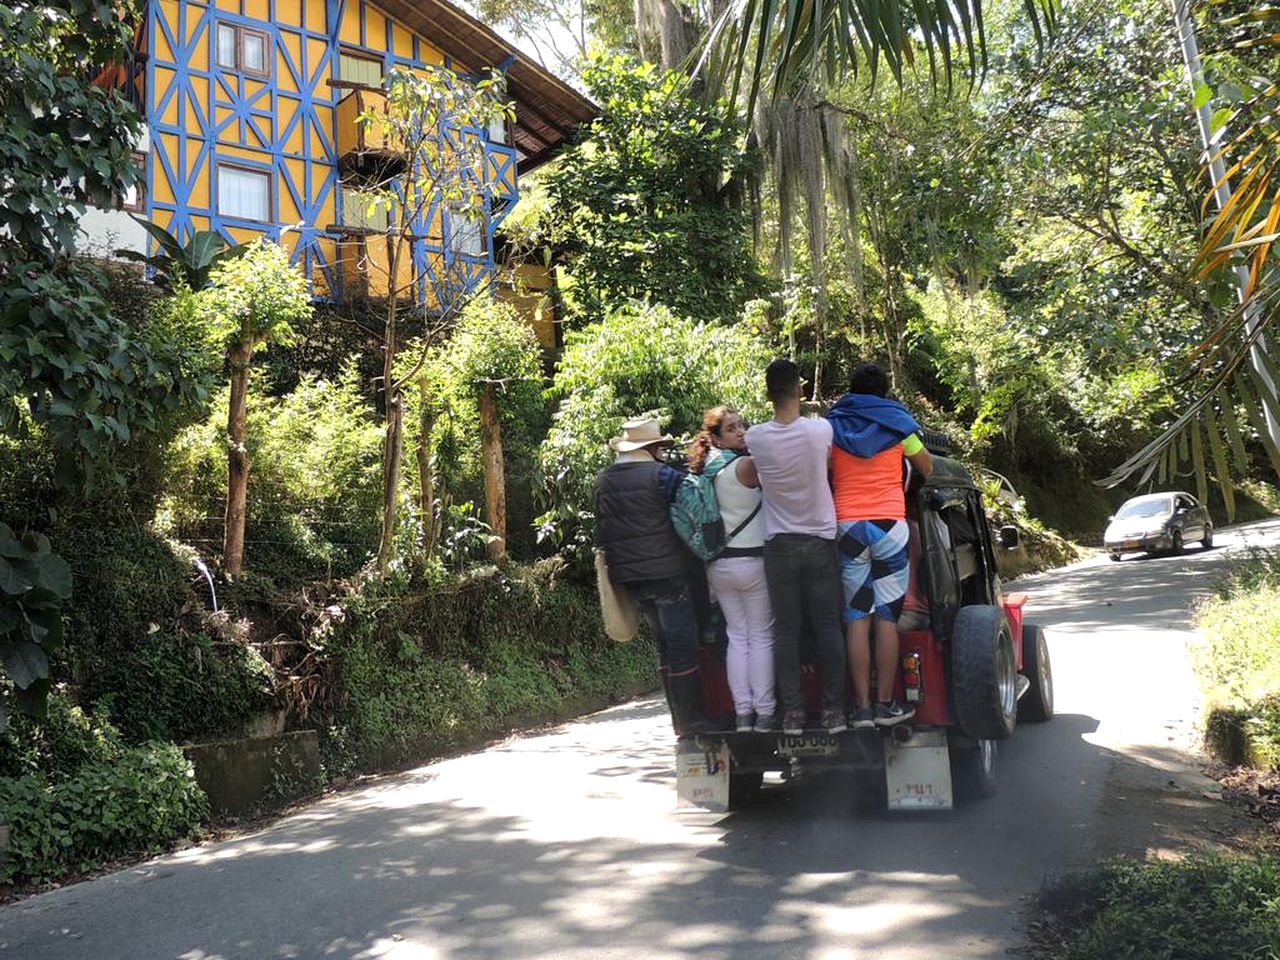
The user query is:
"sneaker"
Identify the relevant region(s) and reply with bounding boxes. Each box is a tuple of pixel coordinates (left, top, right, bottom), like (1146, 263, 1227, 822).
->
(782, 710, 805, 736)
(874, 700, 916, 727)
(850, 706, 875, 730)
(753, 712, 778, 733)
(822, 709, 847, 734)
(735, 713, 754, 733)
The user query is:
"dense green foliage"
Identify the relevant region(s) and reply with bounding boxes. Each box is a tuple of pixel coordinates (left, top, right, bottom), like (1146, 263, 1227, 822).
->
(0, 523, 72, 726)
(204, 240, 311, 354)
(326, 563, 656, 770)
(0, 258, 216, 488)
(0, 1, 209, 491)
(536, 301, 772, 547)
(1039, 857, 1280, 960)
(542, 57, 762, 323)
(1194, 549, 1280, 768)
(0, 0, 142, 253)
(160, 366, 384, 580)
(0, 742, 208, 884)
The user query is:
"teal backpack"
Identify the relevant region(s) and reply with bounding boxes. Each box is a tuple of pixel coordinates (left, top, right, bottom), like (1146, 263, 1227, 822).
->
(670, 453, 760, 562)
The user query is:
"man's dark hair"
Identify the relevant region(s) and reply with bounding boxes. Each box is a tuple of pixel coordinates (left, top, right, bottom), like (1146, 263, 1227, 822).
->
(765, 358, 802, 403)
(850, 363, 890, 398)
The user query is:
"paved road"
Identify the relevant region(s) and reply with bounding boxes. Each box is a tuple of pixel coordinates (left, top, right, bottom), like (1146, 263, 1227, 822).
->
(4, 520, 1280, 960)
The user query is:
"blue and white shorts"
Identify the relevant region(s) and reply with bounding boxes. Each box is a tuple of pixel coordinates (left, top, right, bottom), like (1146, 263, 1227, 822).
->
(837, 519, 911, 623)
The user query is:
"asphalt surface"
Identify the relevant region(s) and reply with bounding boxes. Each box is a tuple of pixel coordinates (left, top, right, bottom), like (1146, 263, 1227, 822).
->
(4, 519, 1280, 960)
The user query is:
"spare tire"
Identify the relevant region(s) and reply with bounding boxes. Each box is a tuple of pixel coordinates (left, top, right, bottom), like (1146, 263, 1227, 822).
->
(950, 605, 1018, 740)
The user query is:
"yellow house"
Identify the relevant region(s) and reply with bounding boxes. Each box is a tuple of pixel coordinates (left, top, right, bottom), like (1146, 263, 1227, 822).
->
(98, 0, 593, 338)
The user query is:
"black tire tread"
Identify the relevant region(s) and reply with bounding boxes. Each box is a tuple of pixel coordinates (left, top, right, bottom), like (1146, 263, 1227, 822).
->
(950, 605, 1017, 741)
(1019, 622, 1053, 722)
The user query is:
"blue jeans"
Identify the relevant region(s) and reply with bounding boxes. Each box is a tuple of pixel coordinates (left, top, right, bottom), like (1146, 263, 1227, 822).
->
(763, 534, 847, 713)
(628, 577, 699, 677)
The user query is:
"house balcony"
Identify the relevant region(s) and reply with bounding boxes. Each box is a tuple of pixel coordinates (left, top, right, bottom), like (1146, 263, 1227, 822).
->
(335, 87, 404, 173)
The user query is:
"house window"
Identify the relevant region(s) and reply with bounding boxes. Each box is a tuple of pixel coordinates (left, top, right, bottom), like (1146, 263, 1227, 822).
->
(216, 23, 270, 78)
(217, 163, 272, 223)
(121, 151, 146, 213)
(340, 186, 389, 232)
(339, 49, 384, 87)
(448, 203, 486, 258)
(487, 112, 508, 145)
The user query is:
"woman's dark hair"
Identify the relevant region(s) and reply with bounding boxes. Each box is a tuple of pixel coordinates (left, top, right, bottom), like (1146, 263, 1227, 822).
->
(766, 358, 801, 402)
(850, 362, 890, 398)
(687, 405, 739, 474)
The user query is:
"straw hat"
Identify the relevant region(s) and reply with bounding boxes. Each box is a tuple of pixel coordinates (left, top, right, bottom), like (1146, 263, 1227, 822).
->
(609, 417, 675, 452)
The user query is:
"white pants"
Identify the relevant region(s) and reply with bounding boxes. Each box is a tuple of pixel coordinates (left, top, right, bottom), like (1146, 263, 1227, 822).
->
(708, 555, 776, 717)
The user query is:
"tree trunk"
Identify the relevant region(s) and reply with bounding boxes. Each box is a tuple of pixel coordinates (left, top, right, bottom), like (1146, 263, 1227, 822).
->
(478, 384, 507, 562)
(377, 277, 401, 572)
(377, 389, 404, 571)
(416, 385, 439, 560)
(223, 342, 253, 577)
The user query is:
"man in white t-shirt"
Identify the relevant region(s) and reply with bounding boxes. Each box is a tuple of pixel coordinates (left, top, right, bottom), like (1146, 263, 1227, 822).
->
(745, 359, 848, 736)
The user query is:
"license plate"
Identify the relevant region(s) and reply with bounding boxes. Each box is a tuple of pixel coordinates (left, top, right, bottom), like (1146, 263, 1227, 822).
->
(777, 734, 839, 757)
(1123, 540, 1141, 549)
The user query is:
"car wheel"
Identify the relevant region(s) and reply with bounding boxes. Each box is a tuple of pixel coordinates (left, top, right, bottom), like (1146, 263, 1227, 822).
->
(950, 605, 1018, 741)
(1171, 531, 1184, 556)
(1018, 623, 1054, 722)
(950, 737, 998, 802)
(1108, 553, 1121, 562)
(1203, 526, 1214, 549)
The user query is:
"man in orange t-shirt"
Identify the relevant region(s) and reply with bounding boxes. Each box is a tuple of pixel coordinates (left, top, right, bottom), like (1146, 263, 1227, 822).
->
(826, 364, 933, 729)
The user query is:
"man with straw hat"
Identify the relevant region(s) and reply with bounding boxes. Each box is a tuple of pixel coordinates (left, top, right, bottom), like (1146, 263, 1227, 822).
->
(595, 417, 716, 736)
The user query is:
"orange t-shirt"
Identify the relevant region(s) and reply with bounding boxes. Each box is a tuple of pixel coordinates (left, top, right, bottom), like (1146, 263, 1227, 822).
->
(832, 435, 922, 521)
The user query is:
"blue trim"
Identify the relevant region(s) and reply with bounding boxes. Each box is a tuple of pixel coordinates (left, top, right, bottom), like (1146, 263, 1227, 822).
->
(146, 0, 517, 301)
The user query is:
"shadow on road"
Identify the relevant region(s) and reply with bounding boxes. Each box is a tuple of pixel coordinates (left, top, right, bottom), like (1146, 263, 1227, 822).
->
(2, 700, 1235, 960)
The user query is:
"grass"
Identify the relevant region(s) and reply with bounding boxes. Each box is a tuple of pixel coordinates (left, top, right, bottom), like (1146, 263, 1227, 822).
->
(1035, 856, 1280, 960)
(1192, 549, 1280, 768)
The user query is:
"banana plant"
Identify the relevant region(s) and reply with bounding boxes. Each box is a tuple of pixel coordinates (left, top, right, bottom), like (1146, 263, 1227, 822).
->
(115, 216, 248, 289)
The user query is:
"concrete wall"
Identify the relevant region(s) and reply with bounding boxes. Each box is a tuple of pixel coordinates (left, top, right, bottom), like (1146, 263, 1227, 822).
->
(184, 730, 321, 818)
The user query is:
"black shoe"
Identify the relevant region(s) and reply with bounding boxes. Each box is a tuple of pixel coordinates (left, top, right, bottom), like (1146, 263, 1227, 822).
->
(874, 700, 915, 727)
(782, 710, 805, 736)
(850, 706, 875, 730)
(822, 709, 847, 734)
(753, 712, 778, 733)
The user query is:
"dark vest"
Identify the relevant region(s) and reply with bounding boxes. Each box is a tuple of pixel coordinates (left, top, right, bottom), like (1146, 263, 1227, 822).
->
(595, 461, 686, 584)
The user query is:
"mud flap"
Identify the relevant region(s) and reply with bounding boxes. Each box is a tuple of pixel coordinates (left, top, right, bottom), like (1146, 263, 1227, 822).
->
(676, 739, 730, 812)
(884, 729, 953, 810)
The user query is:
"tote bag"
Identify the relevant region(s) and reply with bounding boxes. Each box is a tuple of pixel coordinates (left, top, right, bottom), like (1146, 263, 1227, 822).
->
(594, 549, 639, 642)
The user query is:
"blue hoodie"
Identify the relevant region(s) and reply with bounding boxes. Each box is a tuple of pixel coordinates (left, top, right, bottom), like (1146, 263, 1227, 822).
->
(826, 394, 922, 458)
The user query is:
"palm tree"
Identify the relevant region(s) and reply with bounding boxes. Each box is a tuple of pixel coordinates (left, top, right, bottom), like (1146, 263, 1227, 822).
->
(695, 0, 1060, 111)
(1100, 0, 1280, 515)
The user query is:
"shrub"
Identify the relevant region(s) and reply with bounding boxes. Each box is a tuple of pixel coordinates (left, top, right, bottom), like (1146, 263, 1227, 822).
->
(1038, 856, 1280, 960)
(1193, 549, 1280, 768)
(326, 562, 657, 769)
(400, 299, 549, 562)
(47, 521, 270, 745)
(160, 362, 383, 580)
(0, 742, 208, 885)
(537, 301, 772, 548)
(0, 689, 123, 782)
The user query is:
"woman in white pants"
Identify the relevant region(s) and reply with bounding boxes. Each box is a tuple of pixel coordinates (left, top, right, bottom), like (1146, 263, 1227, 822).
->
(689, 406, 777, 733)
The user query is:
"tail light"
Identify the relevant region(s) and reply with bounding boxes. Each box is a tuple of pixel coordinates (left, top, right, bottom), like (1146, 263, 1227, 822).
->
(902, 652, 923, 703)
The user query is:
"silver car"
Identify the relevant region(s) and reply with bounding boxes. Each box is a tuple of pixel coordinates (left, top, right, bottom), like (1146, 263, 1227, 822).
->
(1104, 492, 1213, 561)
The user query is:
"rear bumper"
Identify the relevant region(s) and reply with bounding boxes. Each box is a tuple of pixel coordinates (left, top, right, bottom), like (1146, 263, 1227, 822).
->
(687, 725, 940, 774)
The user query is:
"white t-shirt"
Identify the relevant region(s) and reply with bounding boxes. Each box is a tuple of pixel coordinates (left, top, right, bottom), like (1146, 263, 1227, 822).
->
(745, 417, 836, 540)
